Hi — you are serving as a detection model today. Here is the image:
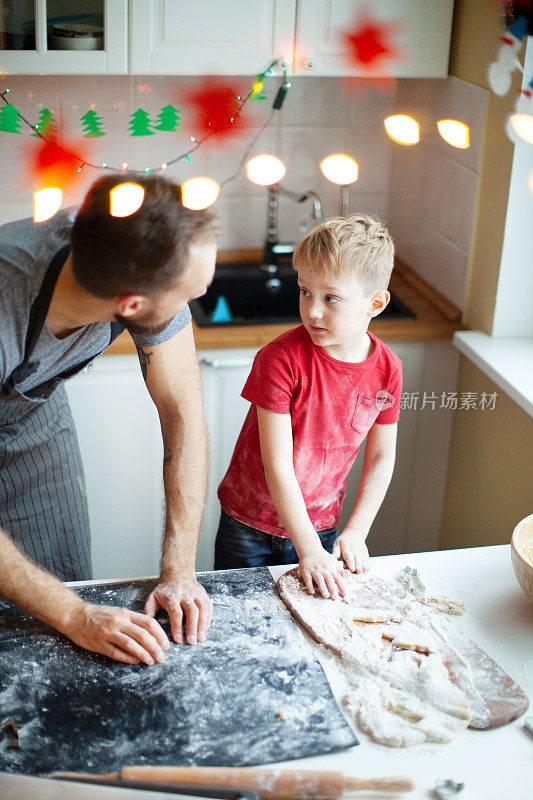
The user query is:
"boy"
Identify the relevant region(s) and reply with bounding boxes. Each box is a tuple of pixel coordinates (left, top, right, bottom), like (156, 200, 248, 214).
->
(215, 214, 402, 599)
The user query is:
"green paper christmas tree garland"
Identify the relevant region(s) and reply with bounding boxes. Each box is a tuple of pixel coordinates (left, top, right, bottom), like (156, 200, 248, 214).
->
(0, 103, 22, 133)
(81, 110, 106, 138)
(33, 108, 57, 137)
(154, 104, 181, 132)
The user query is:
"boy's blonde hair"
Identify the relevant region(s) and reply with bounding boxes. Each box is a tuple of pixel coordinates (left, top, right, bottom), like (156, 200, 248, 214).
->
(292, 213, 394, 295)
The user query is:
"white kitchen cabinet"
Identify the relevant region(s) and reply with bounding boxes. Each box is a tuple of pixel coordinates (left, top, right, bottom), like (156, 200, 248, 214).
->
(66, 354, 165, 580)
(0, 0, 128, 75)
(1, 0, 454, 77)
(197, 348, 259, 571)
(294, 0, 454, 77)
(129, 0, 454, 77)
(129, 0, 296, 76)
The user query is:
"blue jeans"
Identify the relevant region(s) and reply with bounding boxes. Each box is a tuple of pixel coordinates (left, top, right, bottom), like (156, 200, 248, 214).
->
(214, 508, 338, 569)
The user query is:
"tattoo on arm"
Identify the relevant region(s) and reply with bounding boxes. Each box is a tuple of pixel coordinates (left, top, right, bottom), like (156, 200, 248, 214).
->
(136, 347, 153, 382)
(163, 441, 172, 470)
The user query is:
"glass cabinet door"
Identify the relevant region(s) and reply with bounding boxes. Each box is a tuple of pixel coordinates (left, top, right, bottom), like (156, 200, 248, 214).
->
(0, 0, 127, 73)
(0, 1, 36, 50)
(46, 0, 104, 52)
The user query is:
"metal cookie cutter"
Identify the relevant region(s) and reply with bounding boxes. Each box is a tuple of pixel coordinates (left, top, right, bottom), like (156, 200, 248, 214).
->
(398, 566, 426, 597)
(434, 779, 465, 799)
(524, 716, 533, 737)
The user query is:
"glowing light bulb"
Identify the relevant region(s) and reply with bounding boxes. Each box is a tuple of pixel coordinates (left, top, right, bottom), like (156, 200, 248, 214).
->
(437, 120, 470, 149)
(384, 115, 420, 145)
(508, 113, 533, 144)
(320, 154, 359, 185)
(245, 154, 286, 186)
(121, 161, 128, 171)
(161, 162, 168, 170)
(34, 188, 62, 223)
(181, 177, 220, 210)
(109, 183, 145, 217)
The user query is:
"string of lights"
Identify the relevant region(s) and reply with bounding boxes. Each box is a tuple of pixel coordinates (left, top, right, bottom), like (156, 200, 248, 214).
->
(0, 59, 290, 178)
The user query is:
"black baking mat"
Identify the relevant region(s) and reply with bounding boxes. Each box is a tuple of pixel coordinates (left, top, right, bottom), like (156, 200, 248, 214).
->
(0, 567, 357, 775)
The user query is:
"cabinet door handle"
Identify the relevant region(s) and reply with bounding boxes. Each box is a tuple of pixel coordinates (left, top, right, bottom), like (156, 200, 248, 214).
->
(199, 356, 254, 369)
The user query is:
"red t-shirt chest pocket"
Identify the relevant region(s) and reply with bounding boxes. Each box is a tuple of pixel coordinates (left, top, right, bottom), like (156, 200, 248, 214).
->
(351, 393, 379, 435)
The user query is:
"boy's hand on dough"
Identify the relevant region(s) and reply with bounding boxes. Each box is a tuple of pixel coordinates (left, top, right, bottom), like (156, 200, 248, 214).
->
(333, 528, 370, 574)
(298, 548, 346, 599)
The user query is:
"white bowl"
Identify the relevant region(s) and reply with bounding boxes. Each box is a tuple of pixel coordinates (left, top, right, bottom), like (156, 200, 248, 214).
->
(49, 34, 103, 51)
(511, 513, 533, 601)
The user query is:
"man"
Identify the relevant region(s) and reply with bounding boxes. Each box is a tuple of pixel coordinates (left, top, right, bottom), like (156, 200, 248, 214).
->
(0, 173, 220, 666)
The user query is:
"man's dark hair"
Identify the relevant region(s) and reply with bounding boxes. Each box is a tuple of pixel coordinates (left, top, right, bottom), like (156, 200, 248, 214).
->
(71, 173, 221, 298)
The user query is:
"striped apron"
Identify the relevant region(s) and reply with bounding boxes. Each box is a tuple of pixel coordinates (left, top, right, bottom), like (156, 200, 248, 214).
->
(0, 247, 122, 581)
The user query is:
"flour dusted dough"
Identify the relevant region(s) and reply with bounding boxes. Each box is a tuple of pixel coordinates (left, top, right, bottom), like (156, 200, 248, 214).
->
(380, 621, 438, 654)
(349, 607, 403, 624)
(421, 595, 466, 616)
(277, 569, 473, 748)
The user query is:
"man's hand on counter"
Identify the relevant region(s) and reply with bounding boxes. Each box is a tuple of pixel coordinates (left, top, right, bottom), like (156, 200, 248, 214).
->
(61, 601, 170, 666)
(144, 574, 213, 646)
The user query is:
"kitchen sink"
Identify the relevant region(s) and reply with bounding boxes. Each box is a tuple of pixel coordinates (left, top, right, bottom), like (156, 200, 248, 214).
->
(190, 262, 416, 327)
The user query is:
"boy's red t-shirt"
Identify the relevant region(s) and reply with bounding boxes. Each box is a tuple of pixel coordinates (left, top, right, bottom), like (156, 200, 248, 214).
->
(217, 325, 402, 538)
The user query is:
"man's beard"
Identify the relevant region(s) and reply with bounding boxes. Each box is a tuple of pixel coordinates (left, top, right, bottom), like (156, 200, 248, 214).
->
(115, 313, 173, 337)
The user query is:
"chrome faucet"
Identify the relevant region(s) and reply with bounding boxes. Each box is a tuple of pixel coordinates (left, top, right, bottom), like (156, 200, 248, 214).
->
(261, 185, 323, 273)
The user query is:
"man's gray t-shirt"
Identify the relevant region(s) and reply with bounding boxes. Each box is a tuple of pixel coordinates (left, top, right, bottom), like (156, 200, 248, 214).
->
(0, 210, 191, 401)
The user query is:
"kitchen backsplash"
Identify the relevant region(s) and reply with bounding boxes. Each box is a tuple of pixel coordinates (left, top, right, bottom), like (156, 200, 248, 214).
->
(388, 77, 487, 310)
(0, 73, 487, 311)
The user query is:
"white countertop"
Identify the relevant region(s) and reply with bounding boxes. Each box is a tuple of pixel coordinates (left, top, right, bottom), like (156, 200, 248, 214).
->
(67, 545, 533, 799)
(267, 545, 533, 800)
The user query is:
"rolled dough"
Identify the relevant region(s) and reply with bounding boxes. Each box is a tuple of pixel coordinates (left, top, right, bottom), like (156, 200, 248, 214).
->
(277, 567, 529, 736)
(277, 569, 472, 747)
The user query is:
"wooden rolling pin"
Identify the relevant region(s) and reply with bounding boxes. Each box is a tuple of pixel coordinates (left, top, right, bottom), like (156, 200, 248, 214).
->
(59, 766, 414, 797)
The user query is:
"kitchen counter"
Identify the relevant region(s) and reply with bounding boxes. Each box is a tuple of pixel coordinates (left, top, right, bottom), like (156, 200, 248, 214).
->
(269, 545, 532, 800)
(62, 544, 531, 800)
(104, 254, 464, 355)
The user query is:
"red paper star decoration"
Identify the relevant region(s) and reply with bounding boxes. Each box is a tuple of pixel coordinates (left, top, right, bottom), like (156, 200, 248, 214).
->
(28, 132, 88, 190)
(343, 11, 403, 73)
(187, 81, 243, 140)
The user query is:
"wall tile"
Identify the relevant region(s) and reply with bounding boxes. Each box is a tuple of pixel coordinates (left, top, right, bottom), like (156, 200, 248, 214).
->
(410, 223, 469, 309)
(273, 76, 351, 129)
(349, 79, 398, 128)
(58, 75, 134, 129)
(277, 126, 349, 191)
(389, 142, 422, 215)
(347, 124, 394, 196)
(388, 205, 417, 268)
(0, 74, 59, 125)
(214, 196, 269, 249)
(417, 146, 476, 254)
(203, 125, 278, 200)
(432, 76, 486, 172)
